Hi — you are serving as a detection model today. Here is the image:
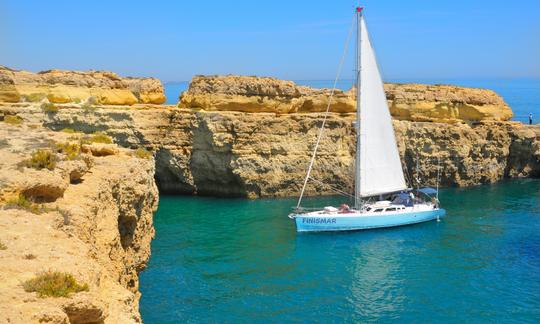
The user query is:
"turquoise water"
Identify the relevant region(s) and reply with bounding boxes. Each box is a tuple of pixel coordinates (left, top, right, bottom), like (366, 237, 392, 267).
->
(165, 78, 540, 124)
(140, 179, 540, 323)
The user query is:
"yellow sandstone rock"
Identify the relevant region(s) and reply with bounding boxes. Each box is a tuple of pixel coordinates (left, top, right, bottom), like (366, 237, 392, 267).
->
(385, 83, 513, 123)
(179, 75, 355, 114)
(0, 121, 158, 323)
(0, 65, 165, 105)
(179, 75, 513, 122)
(5, 102, 537, 199)
(0, 66, 21, 102)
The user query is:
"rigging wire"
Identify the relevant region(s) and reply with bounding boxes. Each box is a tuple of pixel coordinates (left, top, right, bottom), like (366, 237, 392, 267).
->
(307, 177, 356, 200)
(296, 13, 356, 208)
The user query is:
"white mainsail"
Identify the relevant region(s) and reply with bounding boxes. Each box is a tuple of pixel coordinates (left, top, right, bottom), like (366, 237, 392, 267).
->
(357, 15, 407, 198)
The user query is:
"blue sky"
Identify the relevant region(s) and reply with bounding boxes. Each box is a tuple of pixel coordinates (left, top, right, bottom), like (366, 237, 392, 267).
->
(1, 0, 539, 82)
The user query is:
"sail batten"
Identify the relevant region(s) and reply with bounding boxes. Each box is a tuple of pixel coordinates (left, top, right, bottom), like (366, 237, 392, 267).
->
(357, 15, 407, 198)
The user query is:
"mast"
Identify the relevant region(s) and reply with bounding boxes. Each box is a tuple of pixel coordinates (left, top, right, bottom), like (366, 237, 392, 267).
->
(436, 157, 440, 201)
(354, 7, 363, 209)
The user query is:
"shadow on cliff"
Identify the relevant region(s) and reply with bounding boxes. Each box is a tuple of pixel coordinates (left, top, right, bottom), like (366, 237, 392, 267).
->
(155, 112, 252, 197)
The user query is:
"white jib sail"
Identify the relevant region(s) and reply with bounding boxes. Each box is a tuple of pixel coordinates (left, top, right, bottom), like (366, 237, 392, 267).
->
(358, 15, 407, 197)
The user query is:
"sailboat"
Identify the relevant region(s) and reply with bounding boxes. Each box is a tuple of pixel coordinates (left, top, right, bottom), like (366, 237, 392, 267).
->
(289, 7, 446, 232)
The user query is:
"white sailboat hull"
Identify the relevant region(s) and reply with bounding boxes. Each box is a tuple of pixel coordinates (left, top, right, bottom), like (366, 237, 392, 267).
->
(291, 206, 445, 232)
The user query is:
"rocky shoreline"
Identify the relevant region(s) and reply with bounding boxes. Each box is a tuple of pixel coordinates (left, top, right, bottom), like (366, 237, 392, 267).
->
(1, 66, 538, 322)
(0, 121, 158, 323)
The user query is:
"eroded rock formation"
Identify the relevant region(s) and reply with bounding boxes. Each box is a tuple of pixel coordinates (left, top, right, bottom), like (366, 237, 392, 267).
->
(0, 65, 166, 105)
(3, 102, 538, 199)
(386, 83, 513, 122)
(179, 75, 513, 123)
(179, 75, 357, 114)
(0, 122, 158, 323)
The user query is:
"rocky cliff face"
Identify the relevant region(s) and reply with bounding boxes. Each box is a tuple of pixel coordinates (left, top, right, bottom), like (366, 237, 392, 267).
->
(0, 121, 158, 323)
(179, 75, 513, 123)
(0, 65, 166, 105)
(3, 102, 538, 199)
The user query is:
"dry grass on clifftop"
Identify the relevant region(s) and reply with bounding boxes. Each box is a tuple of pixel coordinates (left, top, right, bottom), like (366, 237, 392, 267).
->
(3, 115, 23, 126)
(41, 102, 59, 113)
(23, 271, 89, 298)
(22, 149, 57, 170)
(134, 147, 152, 159)
(4, 194, 50, 214)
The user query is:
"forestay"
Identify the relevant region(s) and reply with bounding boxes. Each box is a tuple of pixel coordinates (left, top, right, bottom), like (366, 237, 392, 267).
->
(358, 16, 407, 197)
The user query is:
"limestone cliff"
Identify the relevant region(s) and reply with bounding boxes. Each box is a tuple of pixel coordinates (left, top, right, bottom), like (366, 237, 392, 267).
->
(0, 65, 166, 105)
(179, 75, 358, 114)
(179, 75, 513, 122)
(2, 102, 538, 199)
(0, 121, 158, 323)
(385, 83, 513, 122)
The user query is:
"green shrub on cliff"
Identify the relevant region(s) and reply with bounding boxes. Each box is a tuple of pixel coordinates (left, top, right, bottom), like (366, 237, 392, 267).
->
(81, 96, 98, 112)
(81, 102, 96, 112)
(134, 147, 152, 159)
(23, 271, 89, 298)
(61, 128, 76, 133)
(41, 102, 59, 113)
(23, 93, 47, 102)
(3, 115, 23, 126)
(6, 194, 33, 210)
(90, 132, 113, 144)
(4, 194, 46, 214)
(79, 132, 113, 146)
(54, 142, 81, 160)
(23, 149, 57, 170)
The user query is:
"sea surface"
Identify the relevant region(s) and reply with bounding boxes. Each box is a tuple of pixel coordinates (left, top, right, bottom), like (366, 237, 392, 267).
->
(165, 78, 540, 124)
(140, 179, 540, 323)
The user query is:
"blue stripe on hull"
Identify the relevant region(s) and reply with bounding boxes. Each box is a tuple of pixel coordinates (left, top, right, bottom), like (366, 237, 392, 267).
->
(294, 209, 446, 232)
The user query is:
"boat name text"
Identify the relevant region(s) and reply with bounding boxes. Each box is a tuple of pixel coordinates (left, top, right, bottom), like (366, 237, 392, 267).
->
(302, 218, 337, 224)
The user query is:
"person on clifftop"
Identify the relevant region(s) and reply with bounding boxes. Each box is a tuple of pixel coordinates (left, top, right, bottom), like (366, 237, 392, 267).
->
(529, 113, 533, 125)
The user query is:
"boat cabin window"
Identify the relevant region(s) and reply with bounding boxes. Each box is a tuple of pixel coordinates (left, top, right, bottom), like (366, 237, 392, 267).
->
(373, 208, 383, 212)
(386, 207, 397, 212)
